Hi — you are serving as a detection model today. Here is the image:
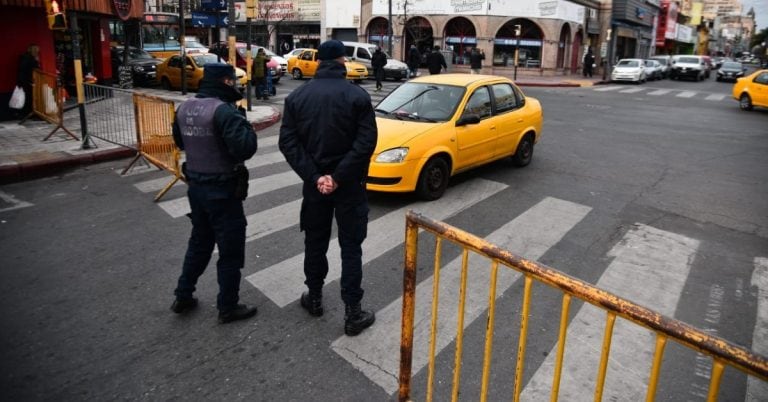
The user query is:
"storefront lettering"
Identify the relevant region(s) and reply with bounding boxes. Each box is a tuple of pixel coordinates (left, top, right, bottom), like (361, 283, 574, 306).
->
(451, 0, 484, 13)
(539, 1, 558, 17)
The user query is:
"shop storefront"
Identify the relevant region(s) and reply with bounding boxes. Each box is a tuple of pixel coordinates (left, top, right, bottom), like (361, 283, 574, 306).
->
(0, 0, 144, 120)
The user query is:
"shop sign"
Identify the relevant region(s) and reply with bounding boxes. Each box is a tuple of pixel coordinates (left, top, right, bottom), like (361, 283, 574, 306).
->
(113, 0, 132, 21)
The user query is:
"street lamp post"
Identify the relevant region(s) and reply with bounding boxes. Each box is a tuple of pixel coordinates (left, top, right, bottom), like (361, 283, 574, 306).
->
(514, 24, 521, 81)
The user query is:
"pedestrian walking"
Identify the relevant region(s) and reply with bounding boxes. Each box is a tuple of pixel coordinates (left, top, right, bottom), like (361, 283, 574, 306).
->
(469, 47, 485, 74)
(279, 39, 378, 337)
(170, 63, 259, 324)
(407, 44, 421, 78)
(16, 44, 40, 118)
(253, 48, 270, 100)
(426, 46, 447, 75)
(583, 48, 595, 78)
(371, 46, 387, 91)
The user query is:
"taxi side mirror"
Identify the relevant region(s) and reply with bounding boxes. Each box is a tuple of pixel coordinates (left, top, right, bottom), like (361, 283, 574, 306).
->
(456, 114, 481, 126)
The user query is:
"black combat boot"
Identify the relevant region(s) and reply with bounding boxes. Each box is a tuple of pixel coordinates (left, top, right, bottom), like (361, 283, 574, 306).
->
(344, 303, 375, 336)
(300, 291, 323, 317)
(218, 304, 258, 324)
(170, 297, 198, 314)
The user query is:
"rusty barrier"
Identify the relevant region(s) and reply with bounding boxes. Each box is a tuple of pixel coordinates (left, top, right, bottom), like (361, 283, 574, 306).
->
(122, 93, 184, 201)
(23, 69, 77, 141)
(399, 211, 768, 402)
(83, 83, 138, 149)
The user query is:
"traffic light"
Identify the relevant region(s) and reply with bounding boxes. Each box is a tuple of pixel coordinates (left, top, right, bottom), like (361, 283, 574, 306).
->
(246, 0, 258, 19)
(514, 25, 522, 37)
(44, 0, 67, 31)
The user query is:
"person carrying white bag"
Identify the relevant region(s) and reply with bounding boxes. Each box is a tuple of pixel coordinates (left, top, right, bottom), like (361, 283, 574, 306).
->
(15, 44, 40, 118)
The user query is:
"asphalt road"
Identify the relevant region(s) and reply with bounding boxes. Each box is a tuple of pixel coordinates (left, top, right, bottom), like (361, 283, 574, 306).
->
(1, 73, 767, 401)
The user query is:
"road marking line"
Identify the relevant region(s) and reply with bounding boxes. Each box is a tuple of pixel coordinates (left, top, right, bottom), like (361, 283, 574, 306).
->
(676, 91, 697, 98)
(157, 170, 301, 218)
(330, 197, 591, 395)
(705, 93, 726, 101)
(246, 179, 509, 308)
(0, 191, 33, 212)
(619, 87, 644, 93)
(521, 224, 699, 401)
(647, 89, 672, 95)
(133, 149, 286, 193)
(593, 86, 624, 92)
(245, 199, 302, 242)
(746, 257, 768, 401)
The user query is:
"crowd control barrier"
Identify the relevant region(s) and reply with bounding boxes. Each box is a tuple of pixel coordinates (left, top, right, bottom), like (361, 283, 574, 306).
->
(83, 83, 137, 149)
(398, 211, 768, 402)
(123, 93, 183, 201)
(23, 69, 77, 141)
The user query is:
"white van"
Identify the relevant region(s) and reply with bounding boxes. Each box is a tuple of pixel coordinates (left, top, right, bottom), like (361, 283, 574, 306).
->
(342, 41, 409, 81)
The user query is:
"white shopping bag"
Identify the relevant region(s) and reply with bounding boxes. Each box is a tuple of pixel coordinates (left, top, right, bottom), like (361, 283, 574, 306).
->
(9, 86, 25, 110)
(44, 85, 57, 114)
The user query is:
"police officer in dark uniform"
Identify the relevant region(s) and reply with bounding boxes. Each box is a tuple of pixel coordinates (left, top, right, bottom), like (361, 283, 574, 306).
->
(279, 40, 378, 336)
(170, 63, 259, 324)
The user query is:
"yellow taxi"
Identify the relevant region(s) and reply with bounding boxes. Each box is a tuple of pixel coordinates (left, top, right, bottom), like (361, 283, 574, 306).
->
(287, 48, 368, 82)
(733, 69, 768, 111)
(157, 53, 248, 91)
(367, 74, 543, 200)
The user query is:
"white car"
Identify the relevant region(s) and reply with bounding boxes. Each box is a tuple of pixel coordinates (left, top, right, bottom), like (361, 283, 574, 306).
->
(283, 48, 308, 59)
(611, 58, 646, 83)
(643, 59, 663, 80)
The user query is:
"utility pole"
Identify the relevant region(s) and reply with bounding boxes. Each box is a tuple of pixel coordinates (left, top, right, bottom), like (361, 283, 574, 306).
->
(246, 0, 257, 110)
(69, 12, 93, 149)
(513, 24, 521, 81)
(228, 0, 236, 66)
(179, 0, 186, 95)
(388, 0, 393, 56)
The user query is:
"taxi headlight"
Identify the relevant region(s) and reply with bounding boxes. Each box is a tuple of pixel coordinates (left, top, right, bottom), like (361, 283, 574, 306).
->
(375, 147, 409, 163)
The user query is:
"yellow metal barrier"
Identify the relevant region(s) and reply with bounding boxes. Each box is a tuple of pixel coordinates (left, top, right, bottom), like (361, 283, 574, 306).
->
(122, 93, 184, 201)
(399, 210, 768, 402)
(23, 69, 77, 141)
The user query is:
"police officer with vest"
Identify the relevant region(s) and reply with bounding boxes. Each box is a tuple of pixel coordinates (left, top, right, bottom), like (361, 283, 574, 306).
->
(170, 63, 259, 324)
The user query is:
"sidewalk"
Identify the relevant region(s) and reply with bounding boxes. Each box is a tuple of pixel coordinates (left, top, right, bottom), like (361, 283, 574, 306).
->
(0, 90, 281, 184)
(0, 74, 603, 184)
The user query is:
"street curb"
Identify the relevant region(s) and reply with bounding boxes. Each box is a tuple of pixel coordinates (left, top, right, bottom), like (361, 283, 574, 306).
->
(517, 82, 581, 87)
(0, 108, 283, 185)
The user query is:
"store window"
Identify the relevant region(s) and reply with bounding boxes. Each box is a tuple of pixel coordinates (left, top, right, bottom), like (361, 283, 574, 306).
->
(493, 19, 543, 67)
(444, 17, 477, 65)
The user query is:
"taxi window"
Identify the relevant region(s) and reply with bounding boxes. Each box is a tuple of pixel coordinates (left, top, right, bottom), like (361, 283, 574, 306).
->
(168, 56, 181, 68)
(300, 51, 314, 61)
(490, 83, 518, 114)
(755, 72, 768, 85)
(463, 87, 492, 119)
(357, 48, 370, 59)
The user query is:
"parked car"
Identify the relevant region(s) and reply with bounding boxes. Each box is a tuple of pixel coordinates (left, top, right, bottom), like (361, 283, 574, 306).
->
(367, 74, 542, 200)
(286, 48, 368, 82)
(649, 55, 671, 78)
(156, 53, 247, 91)
(184, 36, 209, 54)
(611, 59, 646, 83)
(283, 48, 308, 59)
(209, 42, 283, 83)
(342, 41, 409, 81)
(110, 46, 162, 87)
(643, 59, 663, 80)
(716, 61, 747, 82)
(732, 69, 768, 111)
(669, 55, 708, 81)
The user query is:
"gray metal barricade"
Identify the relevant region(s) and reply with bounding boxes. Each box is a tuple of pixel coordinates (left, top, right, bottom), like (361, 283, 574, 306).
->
(83, 84, 138, 150)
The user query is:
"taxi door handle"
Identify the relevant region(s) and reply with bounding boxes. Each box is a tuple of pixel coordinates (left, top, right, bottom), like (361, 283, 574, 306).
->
(490, 126, 496, 130)
(517, 119, 524, 123)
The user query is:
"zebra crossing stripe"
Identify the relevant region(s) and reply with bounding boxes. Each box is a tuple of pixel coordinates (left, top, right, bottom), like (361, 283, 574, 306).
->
(157, 170, 301, 218)
(746, 257, 768, 401)
(676, 91, 697, 98)
(521, 224, 699, 401)
(705, 93, 726, 101)
(330, 197, 591, 395)
(593, 86, 623, 92)
(245, 178, 509, 308)
(619, 87, 644, 93)
(245, 199, 302, 242)
(647, 89, 672, 95)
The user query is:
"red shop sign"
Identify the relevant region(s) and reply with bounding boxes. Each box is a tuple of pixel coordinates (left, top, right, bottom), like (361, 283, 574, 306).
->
(113, 0, 132, 21)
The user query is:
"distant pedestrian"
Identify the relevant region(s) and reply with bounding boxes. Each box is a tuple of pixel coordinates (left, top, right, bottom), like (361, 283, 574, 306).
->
(16, 44, 40, 118)
(281, 40, 291, 55)
(371, 46, 387, 91)
(426, 46, 447, 75)
(279, 39, 378, 337)
(469, 47, 485, 74)
(252, 48, 270, 100)
(583, 48, 595, 77)
(407, 44, 421, 78)
(170, 63, 259, 324)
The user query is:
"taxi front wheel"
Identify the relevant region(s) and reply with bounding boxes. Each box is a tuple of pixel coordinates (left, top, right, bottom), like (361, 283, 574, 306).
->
(416, 157, 450, 201)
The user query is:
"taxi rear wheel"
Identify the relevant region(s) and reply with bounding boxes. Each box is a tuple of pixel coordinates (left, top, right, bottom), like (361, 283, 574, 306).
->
(292, 68, 303, 80)
(511, 134, 535, 167)
(416, 157, 450, 201)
